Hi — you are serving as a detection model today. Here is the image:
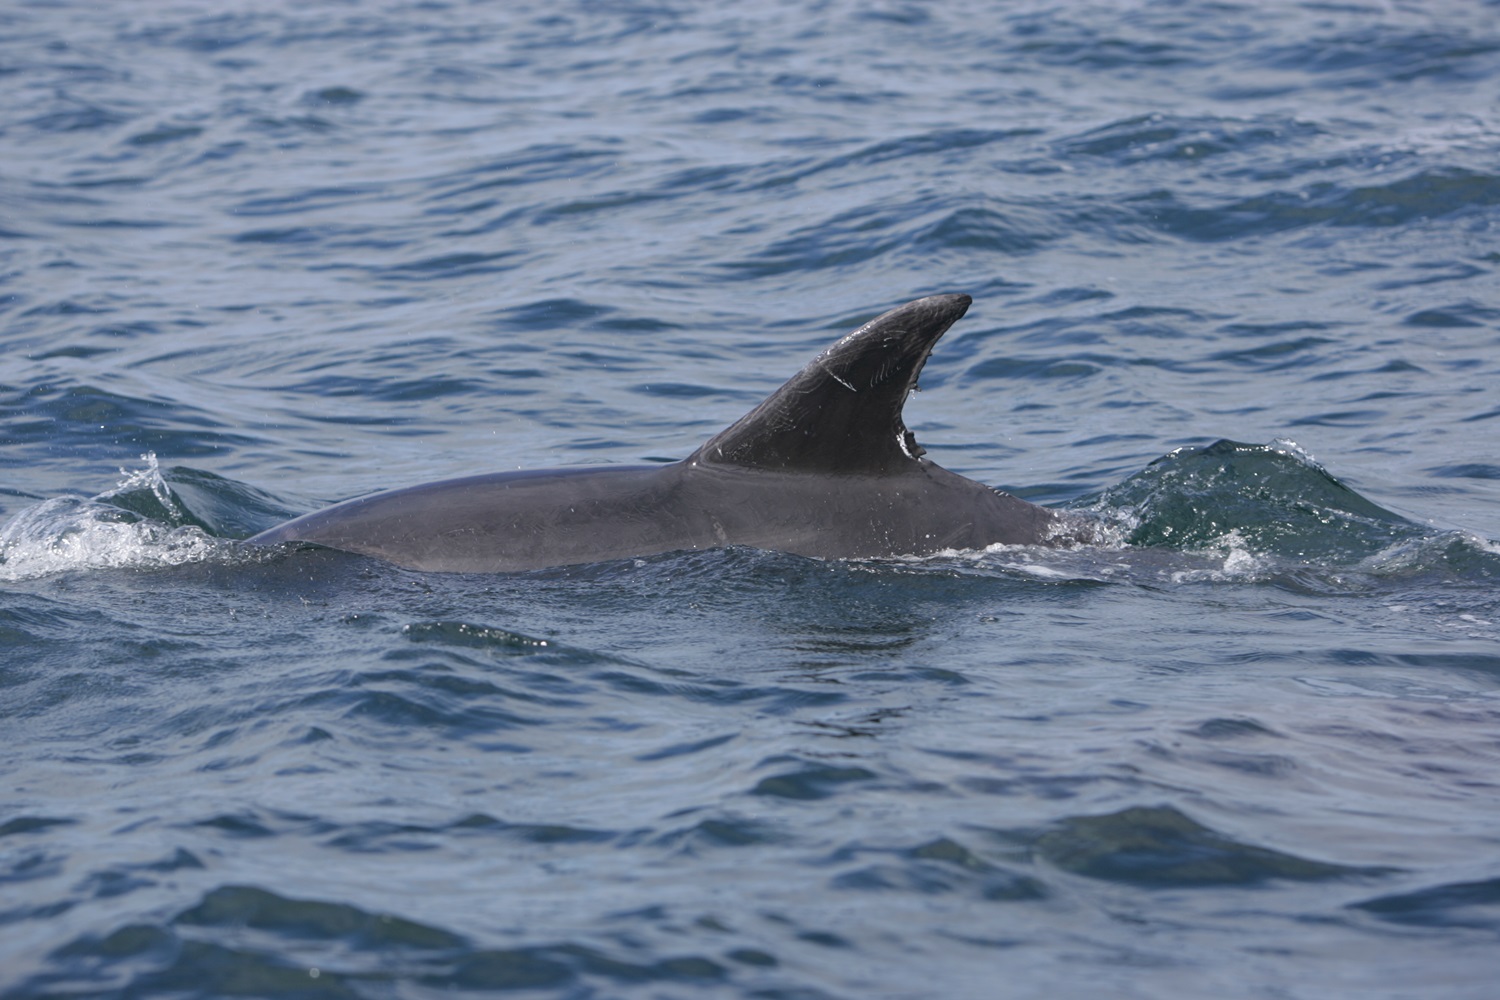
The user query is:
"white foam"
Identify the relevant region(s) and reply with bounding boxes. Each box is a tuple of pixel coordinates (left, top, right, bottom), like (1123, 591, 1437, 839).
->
(0, 455, 228, 582)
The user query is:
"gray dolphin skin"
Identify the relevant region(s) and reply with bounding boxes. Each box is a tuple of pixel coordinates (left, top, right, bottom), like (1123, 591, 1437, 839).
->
(248, 294, 1077, 572)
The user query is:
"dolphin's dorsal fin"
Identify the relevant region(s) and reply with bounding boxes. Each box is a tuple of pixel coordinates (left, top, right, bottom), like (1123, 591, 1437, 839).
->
(691, 294, 971, 475)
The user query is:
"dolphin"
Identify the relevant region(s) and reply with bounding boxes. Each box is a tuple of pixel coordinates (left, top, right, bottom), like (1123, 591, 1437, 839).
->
(247, 294, 1080, 572)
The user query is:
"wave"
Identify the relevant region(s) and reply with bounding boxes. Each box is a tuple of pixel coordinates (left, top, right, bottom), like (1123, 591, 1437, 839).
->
(4, 445, 1496, 592)
(23, 883, 732, 998)
(903, 439, 1500, 590)
(0, 455, 283, 583)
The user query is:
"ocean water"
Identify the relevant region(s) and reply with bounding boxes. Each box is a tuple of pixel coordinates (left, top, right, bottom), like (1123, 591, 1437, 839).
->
(3, 1, 1500, 997)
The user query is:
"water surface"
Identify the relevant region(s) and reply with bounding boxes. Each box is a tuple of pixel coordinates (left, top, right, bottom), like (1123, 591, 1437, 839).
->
(3, 2, 1500, 998)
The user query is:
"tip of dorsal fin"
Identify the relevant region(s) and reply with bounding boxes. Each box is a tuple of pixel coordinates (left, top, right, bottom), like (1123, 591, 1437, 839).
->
(692, 293, 972, 474)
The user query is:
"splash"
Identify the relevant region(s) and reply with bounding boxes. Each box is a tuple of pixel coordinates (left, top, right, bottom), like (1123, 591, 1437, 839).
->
(104, 452, 187, 520)
(0, 454, 230, 582)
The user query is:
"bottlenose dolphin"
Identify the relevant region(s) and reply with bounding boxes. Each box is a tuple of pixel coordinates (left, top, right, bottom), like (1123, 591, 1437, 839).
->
(248, 294, 1079, 572)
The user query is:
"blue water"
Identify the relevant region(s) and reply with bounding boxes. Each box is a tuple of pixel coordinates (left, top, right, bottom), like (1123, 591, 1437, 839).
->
(4, 2, 1500, 997)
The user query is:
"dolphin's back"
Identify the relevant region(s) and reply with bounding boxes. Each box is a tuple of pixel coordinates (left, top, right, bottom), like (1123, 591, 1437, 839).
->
(249, 458, 1055, 573)
(249, 465, 702, 572)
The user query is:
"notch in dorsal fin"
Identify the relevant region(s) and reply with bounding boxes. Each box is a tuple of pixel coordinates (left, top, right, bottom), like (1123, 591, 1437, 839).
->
(691, 294, 972, 474)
